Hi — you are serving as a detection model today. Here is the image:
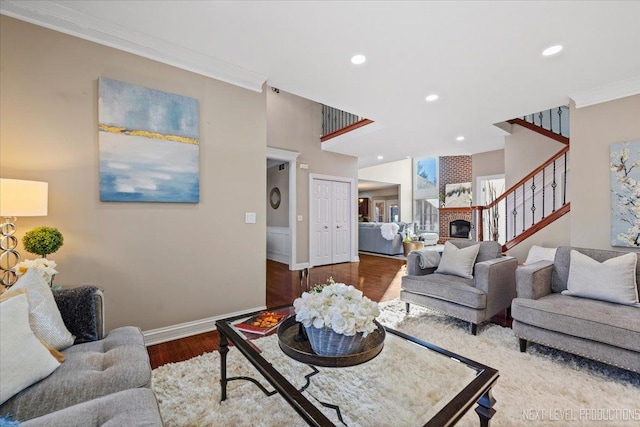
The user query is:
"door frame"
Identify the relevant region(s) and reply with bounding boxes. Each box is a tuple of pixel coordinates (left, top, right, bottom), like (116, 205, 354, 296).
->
(309, 173, 359, 267)
(267, 147, 299, 270)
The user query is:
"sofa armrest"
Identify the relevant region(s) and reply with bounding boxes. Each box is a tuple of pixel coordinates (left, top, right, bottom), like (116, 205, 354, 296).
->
(515, 261, 554, 300)
(406, 251, 437, 276)
(53, 286, 104, 343)
(473, 257, 518, 315)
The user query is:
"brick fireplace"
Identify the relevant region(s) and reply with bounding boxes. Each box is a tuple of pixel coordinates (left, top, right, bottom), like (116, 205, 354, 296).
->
(438, 208, 473, 243)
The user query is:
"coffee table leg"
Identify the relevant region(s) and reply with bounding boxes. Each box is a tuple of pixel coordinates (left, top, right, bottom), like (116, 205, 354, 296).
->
(475, 388, 496, 427)
(219, 332, 229, 402)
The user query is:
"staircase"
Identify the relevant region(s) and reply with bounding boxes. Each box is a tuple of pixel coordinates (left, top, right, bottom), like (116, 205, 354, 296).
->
(475, 106, 571, 251)
(320, 104, 373, 142)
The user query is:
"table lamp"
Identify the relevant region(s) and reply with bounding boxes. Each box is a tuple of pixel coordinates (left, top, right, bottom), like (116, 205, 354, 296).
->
(0, 178, 48, 287)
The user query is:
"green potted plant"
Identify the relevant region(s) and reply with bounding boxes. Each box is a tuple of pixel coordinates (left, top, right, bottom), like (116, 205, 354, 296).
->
(22, 226, 64, 258)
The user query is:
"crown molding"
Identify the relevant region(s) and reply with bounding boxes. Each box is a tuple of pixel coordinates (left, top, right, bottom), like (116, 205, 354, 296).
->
(570, 75, 640, 109)
(0, 0, 267, 93)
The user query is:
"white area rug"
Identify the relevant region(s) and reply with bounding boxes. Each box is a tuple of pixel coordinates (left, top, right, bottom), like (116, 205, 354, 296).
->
(152, 301, 640, 426)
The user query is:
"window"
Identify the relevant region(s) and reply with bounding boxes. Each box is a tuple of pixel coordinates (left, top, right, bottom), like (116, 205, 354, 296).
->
(415, 198, 439, 232)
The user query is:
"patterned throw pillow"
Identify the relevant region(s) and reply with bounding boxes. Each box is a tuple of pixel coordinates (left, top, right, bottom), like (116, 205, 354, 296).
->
(0, 293, 61, 404)
(9, 268, 75, 350)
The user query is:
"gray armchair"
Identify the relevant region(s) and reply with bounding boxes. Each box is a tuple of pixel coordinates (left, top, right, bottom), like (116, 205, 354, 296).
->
(401, 240, 517, 335)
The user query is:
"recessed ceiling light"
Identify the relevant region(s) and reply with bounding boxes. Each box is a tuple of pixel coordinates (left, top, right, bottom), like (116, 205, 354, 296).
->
(456, 136, 465, 142)
(351, 54, 366, 65)
(425, 94, 439, 102)
(377, 155, 384, 160)
(542, 45, 563, 56)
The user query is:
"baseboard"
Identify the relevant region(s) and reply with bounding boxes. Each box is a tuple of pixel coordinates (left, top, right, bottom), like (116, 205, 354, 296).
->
(142, 305, 266, 346)
(293, 262, 310, 270)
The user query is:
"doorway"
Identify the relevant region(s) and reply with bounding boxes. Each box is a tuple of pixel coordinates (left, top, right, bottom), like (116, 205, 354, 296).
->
(309, 174, 357, 267)
(266, 147, 299, 270)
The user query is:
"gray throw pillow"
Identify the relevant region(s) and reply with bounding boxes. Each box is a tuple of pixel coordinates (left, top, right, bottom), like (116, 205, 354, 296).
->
(561, 250, 639, 306)
(435, 241, 480, 279)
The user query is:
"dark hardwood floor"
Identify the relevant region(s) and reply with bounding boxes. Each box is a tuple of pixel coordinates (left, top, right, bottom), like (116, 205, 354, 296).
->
(147, 254, 406, 368)
(147, 254, 511, 369)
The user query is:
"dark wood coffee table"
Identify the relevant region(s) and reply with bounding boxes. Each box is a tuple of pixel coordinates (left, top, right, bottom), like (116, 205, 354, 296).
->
(216, 307, 498, 426)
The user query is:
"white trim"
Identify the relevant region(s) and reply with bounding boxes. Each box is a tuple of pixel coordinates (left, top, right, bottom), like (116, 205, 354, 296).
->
(0, 1, 266, 92)
(267, 147, 300, 270)
(570, 75, 640, 109)
(309, 173, 358, 267)
(293, 262, 311, 270)
(142, 306, 266, 346)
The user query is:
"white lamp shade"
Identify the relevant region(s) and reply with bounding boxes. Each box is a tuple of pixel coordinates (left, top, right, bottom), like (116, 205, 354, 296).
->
(0, 179, 48, 217)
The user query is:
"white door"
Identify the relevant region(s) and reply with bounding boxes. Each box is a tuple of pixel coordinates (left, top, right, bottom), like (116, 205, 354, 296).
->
(332, 181, 351, 263)
(311, 179, 351, 266)
(312, 179, 332, 266)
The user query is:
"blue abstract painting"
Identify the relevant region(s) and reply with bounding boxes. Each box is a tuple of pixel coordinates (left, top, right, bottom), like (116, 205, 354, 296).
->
(98, 78, 199, 203)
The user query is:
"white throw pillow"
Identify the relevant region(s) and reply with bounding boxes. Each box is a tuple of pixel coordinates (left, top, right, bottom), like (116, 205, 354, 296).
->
(561, 250, 639, 306)
(11, 268, 75, 350)
(435, 241, 480, 279)
(523, 245, 557, 265)
(0, 293, 61, 404)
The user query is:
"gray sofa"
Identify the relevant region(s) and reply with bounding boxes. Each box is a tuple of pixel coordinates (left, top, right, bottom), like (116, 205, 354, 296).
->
(512, 246, 640, 373)
(401, 240, 517, 334)
(0, 286, 163, 426)
(358, 222, 404, 255)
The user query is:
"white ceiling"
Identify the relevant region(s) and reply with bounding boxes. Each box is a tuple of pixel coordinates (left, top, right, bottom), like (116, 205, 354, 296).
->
(3, 1, 640, 168)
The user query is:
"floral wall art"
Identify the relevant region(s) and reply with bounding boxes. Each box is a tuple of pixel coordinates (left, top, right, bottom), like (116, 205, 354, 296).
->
(98, 78, 200, 202)
(610, 140, 640, 247)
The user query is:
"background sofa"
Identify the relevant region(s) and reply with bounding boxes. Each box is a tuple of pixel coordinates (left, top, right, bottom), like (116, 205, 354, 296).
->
(1, 286, 163, 426)
(512, 246, 640, 373)
(358, 222, 405, 255)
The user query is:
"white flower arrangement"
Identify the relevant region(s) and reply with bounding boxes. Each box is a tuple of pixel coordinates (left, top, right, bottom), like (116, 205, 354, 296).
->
(293, 279, 380, 337)
(15, 258, 58, 284)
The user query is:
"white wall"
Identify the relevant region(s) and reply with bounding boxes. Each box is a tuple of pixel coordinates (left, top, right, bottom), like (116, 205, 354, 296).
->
(358, 159, 413, 222)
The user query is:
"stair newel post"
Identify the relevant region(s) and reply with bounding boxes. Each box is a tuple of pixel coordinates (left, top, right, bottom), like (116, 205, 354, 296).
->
(563, 152, 568, 205)
(542, 167, 546, 219)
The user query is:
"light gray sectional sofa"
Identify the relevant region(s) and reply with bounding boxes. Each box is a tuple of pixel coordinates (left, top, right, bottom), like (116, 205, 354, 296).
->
(512, 246, 640, 373)
(0, 286, 163, 426)
(358, 222, 404, 255)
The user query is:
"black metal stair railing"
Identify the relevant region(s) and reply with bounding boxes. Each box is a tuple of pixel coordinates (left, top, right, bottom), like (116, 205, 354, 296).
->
(321, 104, 364, 137)
(520, 105, 570, 138)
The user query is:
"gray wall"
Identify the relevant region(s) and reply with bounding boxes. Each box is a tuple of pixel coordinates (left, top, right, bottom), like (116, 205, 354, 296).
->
(570, 95, 640, 252)
(267, 90, 358, 264)
(0, 17, 267, 331)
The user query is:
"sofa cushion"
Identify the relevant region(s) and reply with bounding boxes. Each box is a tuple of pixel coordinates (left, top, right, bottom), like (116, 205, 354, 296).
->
(10, 269, 75, 350)
(0, 326, 152, 421)
(552, 246, 640, 294)
(19, 389, 162, 427)
(448, 240, 501, 263)
(436, 241, 479, 279)
(402, 274, 486, 309)
(562, 250, 639, 306)
(512, 293, 640, 353)
(0, 293, 61, 405)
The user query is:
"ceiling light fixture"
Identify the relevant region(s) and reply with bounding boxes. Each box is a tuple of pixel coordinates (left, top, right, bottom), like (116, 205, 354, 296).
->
(456, 136, 465, 142)
(377, 155, 384, 160)
(425, 94, 439, 102)
(351, 54, 366, 65)
(542, 45, 563, 56)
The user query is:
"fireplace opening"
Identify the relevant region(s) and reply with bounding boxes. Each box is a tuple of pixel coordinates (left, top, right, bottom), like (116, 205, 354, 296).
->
(449, 219, 471, 239)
